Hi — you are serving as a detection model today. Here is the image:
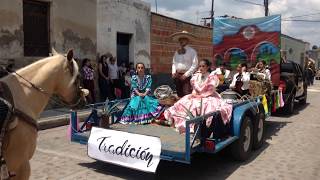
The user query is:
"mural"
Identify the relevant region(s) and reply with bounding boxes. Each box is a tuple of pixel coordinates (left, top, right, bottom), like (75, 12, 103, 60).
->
(213, 15, 281, 85)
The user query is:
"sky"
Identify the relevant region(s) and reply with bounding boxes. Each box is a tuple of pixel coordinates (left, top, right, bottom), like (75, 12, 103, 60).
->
(142, 0, 320, 47)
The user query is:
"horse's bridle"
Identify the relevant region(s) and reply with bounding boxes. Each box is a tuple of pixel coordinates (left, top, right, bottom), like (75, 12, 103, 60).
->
(12, 64, 85, 109)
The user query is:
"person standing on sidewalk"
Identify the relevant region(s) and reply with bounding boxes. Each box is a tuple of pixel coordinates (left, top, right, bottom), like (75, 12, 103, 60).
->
(98, 54, 110, 101)
(108, 56, 120, 100)
(81, 58, 95, 103)
(171, 30, 199, 98)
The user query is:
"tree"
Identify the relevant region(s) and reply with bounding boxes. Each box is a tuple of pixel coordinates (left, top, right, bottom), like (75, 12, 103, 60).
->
(312, 45, 318, 50)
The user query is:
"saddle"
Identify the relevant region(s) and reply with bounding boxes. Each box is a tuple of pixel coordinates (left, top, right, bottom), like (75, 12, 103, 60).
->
(0, 81, 38, 179)
(0, 82, 14, 130)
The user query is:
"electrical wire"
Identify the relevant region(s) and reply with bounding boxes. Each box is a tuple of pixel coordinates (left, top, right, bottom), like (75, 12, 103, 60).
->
(282, 12, 320, 20)
(282, 19, 320, 22)
(234, 0, 264, 6)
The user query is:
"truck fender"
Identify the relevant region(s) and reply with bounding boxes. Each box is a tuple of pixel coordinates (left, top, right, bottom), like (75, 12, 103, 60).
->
(231, 101, 262, 137)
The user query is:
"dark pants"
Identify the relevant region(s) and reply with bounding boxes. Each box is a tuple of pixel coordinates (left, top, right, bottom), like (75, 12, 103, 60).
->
(174, 74, 192, 97)
(123, 85, 131, 98)
(217, 83, 229, 93)
(83, 79, 95, 104)
(110, 79, 120, 100)
(98, 78, 110, 102)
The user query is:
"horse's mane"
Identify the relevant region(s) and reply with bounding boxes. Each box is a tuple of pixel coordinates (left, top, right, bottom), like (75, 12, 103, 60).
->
(16, 54, 79, 87)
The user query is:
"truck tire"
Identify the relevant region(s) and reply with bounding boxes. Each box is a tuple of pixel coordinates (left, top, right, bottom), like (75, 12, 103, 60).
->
(253, 110, 265, 150)
(283, 93, 295, 115)
(231, 116, 253, 161)
(299, 88, 307, 105)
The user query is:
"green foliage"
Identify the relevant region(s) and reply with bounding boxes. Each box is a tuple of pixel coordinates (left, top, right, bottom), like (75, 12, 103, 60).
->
(103, 100, 122, 117)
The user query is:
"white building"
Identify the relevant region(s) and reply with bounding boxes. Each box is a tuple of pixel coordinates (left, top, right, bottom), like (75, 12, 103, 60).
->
(281, 34, 310, 68)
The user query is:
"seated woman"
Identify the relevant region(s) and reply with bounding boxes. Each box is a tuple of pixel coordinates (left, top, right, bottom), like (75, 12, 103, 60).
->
(229, 63, 250, 96)
(164, 59, 233, 134)
(212, 62, 231, 93)
(253, 60, 271, 80)
(120, 63, 163, 124)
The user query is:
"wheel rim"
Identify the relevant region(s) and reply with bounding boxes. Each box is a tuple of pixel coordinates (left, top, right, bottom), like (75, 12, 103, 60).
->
(257, 116, 264, 142)
(243, 125, 251, 152)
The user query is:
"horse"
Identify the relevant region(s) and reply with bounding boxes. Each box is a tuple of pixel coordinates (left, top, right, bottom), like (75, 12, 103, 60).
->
(0, 49, 87, 180)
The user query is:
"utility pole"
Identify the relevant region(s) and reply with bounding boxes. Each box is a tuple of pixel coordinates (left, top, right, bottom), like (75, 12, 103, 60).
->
(264, 0, 269, 16)
(155, 0, 158, 13)
(211, 0, 214, 27)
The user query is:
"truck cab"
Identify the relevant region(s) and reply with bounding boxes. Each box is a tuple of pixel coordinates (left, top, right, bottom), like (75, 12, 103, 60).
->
(279, 61, 308, 114)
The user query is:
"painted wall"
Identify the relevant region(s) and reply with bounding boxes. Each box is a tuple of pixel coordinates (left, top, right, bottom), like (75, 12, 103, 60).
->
(0, 0, 97, 68)
(97, 0, 151, 67)
(281, 34, 309, 68)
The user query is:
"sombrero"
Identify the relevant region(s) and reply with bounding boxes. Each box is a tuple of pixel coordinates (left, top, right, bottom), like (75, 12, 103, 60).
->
(171, 30, 197, 42)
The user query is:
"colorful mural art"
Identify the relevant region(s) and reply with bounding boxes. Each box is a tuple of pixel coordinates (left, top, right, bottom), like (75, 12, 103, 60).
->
(213, 15, 281, 85)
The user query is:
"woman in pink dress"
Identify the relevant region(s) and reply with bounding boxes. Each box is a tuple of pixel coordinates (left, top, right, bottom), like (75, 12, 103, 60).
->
(164, 59, 233, 134)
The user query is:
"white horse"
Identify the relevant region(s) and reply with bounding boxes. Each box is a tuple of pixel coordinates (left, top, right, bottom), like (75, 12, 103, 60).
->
(0, 49, 87, 180)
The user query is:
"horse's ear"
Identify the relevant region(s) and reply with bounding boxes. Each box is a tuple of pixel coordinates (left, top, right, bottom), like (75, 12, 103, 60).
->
(67, 49, 74, 61)
(52, 48, 58, 55)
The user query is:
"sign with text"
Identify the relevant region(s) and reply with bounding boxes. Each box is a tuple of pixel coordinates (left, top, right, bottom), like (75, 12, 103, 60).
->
(87, 127, 162, 173)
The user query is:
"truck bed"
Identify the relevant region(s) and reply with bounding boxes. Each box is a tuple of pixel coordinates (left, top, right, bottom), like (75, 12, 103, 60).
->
(73, 123, 196, 161)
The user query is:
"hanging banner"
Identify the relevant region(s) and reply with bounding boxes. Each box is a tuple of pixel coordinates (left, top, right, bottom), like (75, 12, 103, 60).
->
(213, 15, 281, 85)
(88, 127, 162, 173)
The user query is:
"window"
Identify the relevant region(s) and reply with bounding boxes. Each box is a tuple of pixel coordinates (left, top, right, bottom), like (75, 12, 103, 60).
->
(23, 0, 50, 56)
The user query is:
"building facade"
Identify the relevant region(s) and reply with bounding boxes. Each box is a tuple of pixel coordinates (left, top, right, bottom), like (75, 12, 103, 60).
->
(281, 34, 310, 68)
(0, 0, 97, 67)
(0, 0, 150, 68)
(97, 0, 151, 67)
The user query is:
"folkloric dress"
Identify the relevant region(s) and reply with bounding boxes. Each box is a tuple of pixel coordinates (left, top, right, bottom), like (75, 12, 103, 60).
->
(120, 75, 163, 124)
(164, 72, 233, 133)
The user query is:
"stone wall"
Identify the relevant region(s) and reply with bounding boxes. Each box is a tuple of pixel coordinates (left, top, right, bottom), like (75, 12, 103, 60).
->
(150, 13, 213, 75)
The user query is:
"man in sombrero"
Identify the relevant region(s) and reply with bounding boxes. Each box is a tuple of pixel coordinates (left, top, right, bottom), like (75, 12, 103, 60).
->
(171, 30, 199, 97)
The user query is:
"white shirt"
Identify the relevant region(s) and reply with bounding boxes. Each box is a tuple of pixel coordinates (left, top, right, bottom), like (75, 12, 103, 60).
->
(257, 69, 271, 80)
(108, 63, 119, 80)
(230, 72, 250, 90)
(212, 68, 231, 79)
(172, 45, 198, 77)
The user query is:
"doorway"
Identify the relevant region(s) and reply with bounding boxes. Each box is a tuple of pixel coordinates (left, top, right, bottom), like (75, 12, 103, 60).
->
(117, 33, 132, 66)
(23, 0, 50, 57)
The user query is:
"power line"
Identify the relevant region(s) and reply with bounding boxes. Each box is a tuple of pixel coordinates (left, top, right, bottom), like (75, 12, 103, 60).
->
(283, 12, 320, 19)
(234, 0, 268, 16)
(282, 19, 320, 22)
(234, 0, 264, 6)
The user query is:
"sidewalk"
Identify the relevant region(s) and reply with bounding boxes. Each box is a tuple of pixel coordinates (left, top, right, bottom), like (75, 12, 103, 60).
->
(38, 108, 92, 130)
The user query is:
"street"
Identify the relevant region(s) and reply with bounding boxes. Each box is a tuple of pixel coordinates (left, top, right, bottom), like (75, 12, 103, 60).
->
(30, 81, 320, 180)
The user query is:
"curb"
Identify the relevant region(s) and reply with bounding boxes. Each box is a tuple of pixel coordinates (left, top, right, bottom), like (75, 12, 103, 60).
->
(38, 111, 91, 130)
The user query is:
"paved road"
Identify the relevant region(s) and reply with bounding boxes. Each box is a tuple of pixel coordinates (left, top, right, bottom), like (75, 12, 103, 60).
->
(30, 81, 320, 180)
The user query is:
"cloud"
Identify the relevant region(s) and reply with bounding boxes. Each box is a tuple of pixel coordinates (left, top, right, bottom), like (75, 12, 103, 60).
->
(141, 0, 320, 46)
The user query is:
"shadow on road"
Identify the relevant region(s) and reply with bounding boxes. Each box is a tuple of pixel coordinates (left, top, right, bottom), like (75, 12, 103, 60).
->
(78, 120, 290, 179)
(272, 102, 310, 118)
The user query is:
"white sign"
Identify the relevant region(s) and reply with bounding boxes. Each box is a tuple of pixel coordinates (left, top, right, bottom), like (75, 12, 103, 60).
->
(87, 127, 162, 173)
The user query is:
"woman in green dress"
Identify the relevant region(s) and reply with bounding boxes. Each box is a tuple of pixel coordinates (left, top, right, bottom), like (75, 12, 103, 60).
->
(120, 63, 163, 124)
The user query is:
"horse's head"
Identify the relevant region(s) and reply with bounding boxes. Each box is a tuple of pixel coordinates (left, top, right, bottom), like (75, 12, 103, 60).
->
(54, 49, 88, 108)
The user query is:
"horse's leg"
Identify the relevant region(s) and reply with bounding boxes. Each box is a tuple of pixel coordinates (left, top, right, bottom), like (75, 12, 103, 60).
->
(11, 161, 30, 180)
(3, 118, 37, 180)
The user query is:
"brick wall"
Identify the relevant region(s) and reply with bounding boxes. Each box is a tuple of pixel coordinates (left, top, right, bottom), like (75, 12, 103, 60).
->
(151, 13, 213, 75)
